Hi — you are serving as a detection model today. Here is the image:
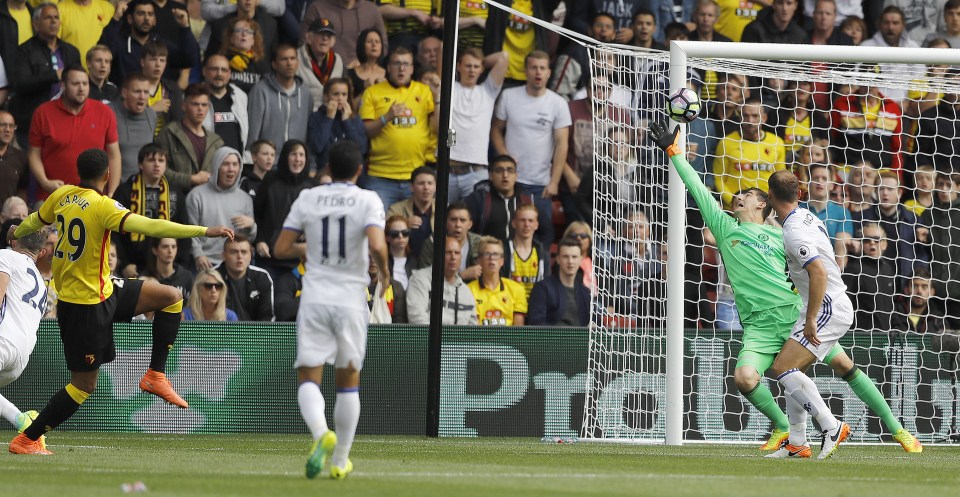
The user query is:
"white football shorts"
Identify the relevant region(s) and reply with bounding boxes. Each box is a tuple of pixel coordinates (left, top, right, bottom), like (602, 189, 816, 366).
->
(790, 293, 854, 360)
(294, 304, 369, 370)
(0, 337, 27, 387)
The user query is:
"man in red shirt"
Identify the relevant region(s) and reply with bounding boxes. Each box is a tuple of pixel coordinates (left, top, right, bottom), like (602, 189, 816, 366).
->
(830, 83, 903, 172)
(28, 65, 121, 199)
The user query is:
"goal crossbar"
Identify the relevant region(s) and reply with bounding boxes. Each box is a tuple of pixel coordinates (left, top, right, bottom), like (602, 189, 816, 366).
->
(672, 40, 960, 65)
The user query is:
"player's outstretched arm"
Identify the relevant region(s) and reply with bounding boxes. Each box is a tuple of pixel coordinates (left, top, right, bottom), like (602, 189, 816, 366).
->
(648, 122, 732, 237)
(12, 212, 47, 239)
(204, 226, 236, 240)
(122, 213, 234, 240)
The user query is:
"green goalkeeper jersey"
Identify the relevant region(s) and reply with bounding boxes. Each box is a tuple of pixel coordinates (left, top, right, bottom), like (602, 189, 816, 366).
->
(670, 154, 801, 317)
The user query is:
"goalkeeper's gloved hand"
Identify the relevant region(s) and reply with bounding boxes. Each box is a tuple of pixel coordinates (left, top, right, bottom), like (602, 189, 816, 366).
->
(648, 122, 683, 158)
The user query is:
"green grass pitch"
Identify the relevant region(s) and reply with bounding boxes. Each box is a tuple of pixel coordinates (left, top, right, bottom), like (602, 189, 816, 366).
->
(3, 432, 960, 497)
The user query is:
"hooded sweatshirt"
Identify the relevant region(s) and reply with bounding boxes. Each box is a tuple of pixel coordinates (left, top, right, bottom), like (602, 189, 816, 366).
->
(186, 146, 258, 263)
(247, 73, 312, 162)
(253, 152, 318, 270)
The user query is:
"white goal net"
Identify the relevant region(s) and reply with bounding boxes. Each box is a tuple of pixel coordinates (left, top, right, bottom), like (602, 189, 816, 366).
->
(580, 41, 960, 445)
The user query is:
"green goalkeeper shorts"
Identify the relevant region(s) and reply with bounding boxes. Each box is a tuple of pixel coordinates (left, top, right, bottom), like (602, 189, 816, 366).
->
(736, 304, 800, 370)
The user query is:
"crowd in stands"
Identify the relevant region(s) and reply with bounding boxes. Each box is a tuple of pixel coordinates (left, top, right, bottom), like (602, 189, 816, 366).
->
(0, 0, 959, 332)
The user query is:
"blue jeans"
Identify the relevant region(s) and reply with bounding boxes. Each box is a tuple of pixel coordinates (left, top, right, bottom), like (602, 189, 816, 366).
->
(517, 183, 555, 247)
(365, 175, 411, 211)
(715, 298, 743, 331)
(447, 169, 488, 203)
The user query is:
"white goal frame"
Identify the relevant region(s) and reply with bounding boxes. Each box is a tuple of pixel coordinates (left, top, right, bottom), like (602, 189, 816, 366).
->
(662, 41, 960, 446)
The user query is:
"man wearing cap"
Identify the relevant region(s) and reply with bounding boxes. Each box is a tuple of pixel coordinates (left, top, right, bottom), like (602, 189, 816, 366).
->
(299, 0, 387, 67)
(297, 17, 344, 112)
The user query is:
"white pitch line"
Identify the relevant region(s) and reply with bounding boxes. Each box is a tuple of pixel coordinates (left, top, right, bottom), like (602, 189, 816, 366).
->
(6, 453, 955, 485)
(352, 472, 955, 483)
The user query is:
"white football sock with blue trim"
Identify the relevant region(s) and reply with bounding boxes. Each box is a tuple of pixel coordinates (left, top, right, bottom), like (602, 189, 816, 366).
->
(778, 369, 839, 433)
(332, 388, 360, 468)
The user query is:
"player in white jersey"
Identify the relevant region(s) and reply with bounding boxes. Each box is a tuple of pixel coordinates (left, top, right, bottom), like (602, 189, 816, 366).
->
(0, 226, 53, 437)
(766, 170, 851, 459)
(274, 140, 388, 480)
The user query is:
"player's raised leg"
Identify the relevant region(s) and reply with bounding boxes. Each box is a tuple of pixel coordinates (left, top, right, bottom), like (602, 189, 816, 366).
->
(135, 281, 188, 408)
(825, 346, 922, 453)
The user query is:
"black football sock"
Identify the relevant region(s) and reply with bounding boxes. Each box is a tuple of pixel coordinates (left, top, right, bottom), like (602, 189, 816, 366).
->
(149, 307, 182, 373)
(23, 384, 89, 440)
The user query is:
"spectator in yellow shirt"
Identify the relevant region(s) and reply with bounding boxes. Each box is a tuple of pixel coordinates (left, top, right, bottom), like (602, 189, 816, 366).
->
(58, 0, 114, 68)
(712, 98, 786, 208)
(468, 236, 527, 326)
(361, 46, 438, 209)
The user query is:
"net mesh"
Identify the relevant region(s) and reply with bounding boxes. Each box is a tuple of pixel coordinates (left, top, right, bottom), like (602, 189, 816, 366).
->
(581, 43, 960, 444)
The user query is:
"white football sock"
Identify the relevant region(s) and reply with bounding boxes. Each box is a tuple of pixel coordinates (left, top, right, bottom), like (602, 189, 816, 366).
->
(0, 393, 20, 426)
(786, 396, 808, 446)
(777, 369, 839, 433)
(297, 382, 328, 439)
(331, 389, 360, 468)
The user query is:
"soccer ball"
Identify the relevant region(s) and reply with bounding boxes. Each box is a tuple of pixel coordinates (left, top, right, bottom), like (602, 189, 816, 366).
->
(667, 87, 701, 123)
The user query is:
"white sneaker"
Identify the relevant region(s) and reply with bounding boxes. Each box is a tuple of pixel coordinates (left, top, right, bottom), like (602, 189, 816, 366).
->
(818, 422, 850, 460)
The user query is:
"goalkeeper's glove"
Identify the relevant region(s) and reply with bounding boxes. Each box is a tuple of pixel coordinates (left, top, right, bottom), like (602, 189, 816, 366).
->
(648, 122, 683, 158)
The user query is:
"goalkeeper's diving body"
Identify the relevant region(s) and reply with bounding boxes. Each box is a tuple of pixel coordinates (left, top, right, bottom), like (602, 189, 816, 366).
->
(648, 123, 922, 455)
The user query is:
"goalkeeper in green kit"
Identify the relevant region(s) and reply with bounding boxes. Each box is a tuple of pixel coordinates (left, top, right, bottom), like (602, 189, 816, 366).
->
(648, 122, 922, 454)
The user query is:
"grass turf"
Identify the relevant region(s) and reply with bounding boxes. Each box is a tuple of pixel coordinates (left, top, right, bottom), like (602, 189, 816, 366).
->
(2, 432, 959, 497)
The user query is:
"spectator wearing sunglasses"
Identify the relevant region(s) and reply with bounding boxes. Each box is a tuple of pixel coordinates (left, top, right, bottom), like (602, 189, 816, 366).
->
(384, 215, 416, 290)
(184, 269, 238, 321)
(842, 222, 896, 332)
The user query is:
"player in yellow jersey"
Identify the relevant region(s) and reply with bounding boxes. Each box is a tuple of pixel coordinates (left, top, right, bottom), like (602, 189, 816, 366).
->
(9, 149, 233, 455)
